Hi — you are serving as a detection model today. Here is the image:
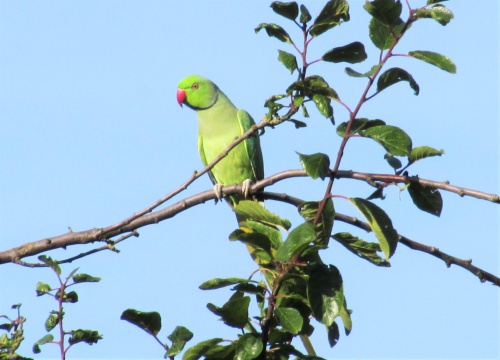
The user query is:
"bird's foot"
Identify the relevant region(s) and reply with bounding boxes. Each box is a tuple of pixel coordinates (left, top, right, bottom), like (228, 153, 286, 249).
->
(241, 179, 253, 198)
(213, 184, 224, 203)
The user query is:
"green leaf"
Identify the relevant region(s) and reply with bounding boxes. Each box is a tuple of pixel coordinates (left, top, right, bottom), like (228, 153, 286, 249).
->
(275, 222, 317, 262)
(361, 125, 412, 156)
(233, 200, 291, 230)
(255, 23, 293, 44)
(377, 67, 419, 95)
(339, 298, 352, 335)
(427, 0, 448, 4)
(384, 152, 402, 169)
(38, 255, 61, 275)
(327, 322, 340, 347)
(271, 1, 299, 20)
(348, 198, 398, 259)
(235, 333, 263, 360)
(72, 273, 101, 283)
(336, 118, 386, 137)
(415, 4, 454, 26)
(300, 4, 312, 23)
(299, 199, 335, 247)
(166, 326, 194, 357)
(183, 338, 223, 360)
(332, 232, 390, 266)
(368, 17, 405, 50)
(56, 290, 78, 303)
(408, 50, 456, 73)
(199, 277, 249, 290)
(364, 0, 402, 25)
(44, 313, 59, 332)
(32, 334, 54, 354)
(35, 282, 51, 296)
(207, 296, 250, 329)
(297, 152, 330, 180)
(229, 229, 273, 264)
(205, 343, 236, 360)
(322, 42, 367, 64)
(287, 75, 338, 100)
(312, 94, 333, 119)
(409, 146, 444, 162)
(275, 307, 303, 334)
(244, 219, 283, 250)
(68, 329, 102, 345)
(408, 182, 443, 216)
(309, 0, 350, 37)
(120, 309, 161, 336)
(345, 64, 381, 78)
(277, 50, 298, 74)
(307, 263, 343, 326)
(289, 119, 307, 129)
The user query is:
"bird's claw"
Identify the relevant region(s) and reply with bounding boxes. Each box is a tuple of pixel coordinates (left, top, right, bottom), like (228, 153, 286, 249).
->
(241, 179, 253, 198)
(213, 184, 224, 202)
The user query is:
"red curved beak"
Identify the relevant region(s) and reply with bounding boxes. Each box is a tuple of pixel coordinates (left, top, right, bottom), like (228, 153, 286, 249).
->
(176, 88, 186, 107)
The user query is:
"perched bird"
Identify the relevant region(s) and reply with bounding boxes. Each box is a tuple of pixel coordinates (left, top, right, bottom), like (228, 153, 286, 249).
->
(176, 75, 264, 213)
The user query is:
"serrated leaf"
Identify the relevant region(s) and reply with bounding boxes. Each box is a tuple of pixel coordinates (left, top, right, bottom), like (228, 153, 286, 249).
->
(38, 255, 61, 275)
(278, 50, 298, 74)
(408, 50, 456, 73)
(368, 17, 405, 50)
(299, 199, 335, 247)
(121, 309, 161, 336)
(377, 67, 419, 95)
(408, 182, 443, 216)
(307, 263, 342, 326)
(336, 118, 386, 137)
(35, 282, 51, 296)
(415, 4, 454, 26)
(233, 200, 291, 230)
(275, 307, 303, 334)
(361, 125, 412, 156)
(409, 146, 444, 162)
(183, 338, 223, 360)
(345, 64, 381, 78)
(309, 0, 350, 37)
(348, 198, 398, 259)
(364, 0, 402, 25)
(332, 232, 390, 266)
(275, 222, 316, 262)
(32, 334, 54, 353)
(44, 313, 59, 332)
(235, 333, 263, 360)
(300, 4, 312, 23)
(166, 326, 193, 357)
(68, 329, 102, 345)
(327, 322, 340, 347)
(297, 152, 330, 180)
(199, 277, 249, 290)
(322, 42, 367, 64)
(208, 296, 250, 329)
(271, 1, 299, 20)
(72, 273, 101, 283)
(255, 23, 293, 44)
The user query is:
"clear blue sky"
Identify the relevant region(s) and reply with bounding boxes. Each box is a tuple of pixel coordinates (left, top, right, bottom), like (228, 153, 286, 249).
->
(1, 1, 498, 359)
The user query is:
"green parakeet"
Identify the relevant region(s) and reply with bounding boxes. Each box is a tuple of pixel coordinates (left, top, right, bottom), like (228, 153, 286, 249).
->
(176, 75, 264, 211)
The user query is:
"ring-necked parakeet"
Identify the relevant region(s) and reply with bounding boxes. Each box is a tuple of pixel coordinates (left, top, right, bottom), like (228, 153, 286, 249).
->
(176, 75, 264, 211)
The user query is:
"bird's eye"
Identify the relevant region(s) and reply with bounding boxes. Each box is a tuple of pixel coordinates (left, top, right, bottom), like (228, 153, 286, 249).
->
(192, 83, 199, 90)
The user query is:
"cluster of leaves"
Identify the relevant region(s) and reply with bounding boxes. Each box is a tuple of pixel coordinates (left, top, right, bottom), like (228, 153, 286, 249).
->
(32, 255, 102, 357)
(116, 0, 458, 359)
(0, 304, 31, 360)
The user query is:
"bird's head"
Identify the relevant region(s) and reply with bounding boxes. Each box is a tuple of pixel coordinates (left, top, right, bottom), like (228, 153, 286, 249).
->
(177, 75, 219, 110)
